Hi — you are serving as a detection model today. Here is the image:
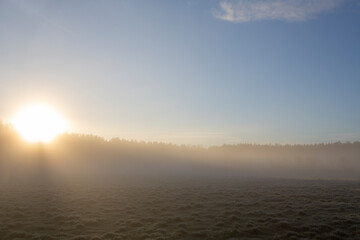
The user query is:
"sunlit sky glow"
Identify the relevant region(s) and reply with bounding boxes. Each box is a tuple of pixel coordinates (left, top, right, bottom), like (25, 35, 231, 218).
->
(12, 103, 67, 142)
(1, 0, 360, 145)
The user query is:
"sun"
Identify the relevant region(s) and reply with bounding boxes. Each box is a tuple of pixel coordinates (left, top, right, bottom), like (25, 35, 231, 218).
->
(12, 103, 68, 142)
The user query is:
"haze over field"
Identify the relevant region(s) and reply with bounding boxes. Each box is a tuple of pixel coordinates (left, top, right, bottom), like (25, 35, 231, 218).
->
(1, 122, 360, 181)
(1, 122, 360, 240)
(1, 0, 360, 239)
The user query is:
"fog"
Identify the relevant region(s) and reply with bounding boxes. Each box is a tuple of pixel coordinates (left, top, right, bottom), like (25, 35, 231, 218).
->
(1, 122, 360, 239)
(1, 122, 359, 184)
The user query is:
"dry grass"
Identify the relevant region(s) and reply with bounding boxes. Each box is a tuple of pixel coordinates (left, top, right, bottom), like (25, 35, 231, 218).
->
(0, 177, 359, 239)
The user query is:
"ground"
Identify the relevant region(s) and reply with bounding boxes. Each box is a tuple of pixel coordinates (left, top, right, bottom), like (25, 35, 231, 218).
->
(0, 178, 359, 240)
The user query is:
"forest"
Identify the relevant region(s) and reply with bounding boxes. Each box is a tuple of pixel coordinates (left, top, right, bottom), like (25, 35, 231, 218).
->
(1, 121, 359, 181)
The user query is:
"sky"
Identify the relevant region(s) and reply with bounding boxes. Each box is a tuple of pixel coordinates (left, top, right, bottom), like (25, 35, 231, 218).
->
(1, 0, 360, 145)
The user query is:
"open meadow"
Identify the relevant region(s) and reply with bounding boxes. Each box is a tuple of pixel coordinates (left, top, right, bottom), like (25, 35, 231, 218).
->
(0, 177, 359, 240)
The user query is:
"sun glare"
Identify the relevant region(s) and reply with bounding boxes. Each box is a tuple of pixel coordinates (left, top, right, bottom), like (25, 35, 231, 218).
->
(12, 104, 67, 142)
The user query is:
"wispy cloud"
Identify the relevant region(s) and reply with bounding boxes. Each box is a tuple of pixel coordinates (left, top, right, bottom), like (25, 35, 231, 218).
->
(213, 0, 344, 23)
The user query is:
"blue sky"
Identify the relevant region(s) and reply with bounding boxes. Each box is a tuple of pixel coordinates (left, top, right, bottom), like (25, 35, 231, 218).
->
(1, 0, 360, 145)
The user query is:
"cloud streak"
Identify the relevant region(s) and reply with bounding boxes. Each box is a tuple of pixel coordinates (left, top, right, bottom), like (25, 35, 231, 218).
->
(214, 0, 343, 23)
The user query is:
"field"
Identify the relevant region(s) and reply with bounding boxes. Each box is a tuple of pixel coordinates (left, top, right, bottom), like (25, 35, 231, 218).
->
(0, 177, 359, 240)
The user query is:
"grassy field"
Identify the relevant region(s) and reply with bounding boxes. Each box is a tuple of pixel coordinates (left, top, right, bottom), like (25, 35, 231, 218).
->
(0, 177, 359, 240)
